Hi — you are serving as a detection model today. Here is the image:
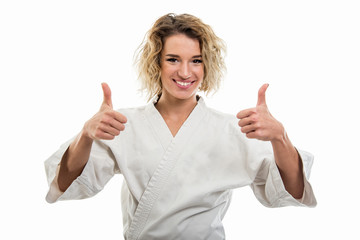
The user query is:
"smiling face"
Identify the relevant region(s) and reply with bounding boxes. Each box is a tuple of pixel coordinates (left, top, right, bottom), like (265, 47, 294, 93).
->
(160, 34, 204, 102)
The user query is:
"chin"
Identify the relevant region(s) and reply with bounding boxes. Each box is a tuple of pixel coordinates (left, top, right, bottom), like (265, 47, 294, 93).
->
(172, 91, 198, 101)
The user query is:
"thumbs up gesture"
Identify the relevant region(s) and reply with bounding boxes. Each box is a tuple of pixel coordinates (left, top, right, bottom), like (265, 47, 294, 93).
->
(236, 84, 284, 142)
(83, 83, 127, 140)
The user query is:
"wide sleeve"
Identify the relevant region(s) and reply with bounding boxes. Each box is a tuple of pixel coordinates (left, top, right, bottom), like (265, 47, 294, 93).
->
(250, 147, 317, 208)
(44, 138, 120, 203)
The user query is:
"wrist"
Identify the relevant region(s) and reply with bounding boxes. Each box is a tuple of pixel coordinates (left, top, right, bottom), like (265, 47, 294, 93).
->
(271, 130, 299, 168)
(81, 122, 95, 141)
(76, 127, 94, 147)
(270, 122, 286, 144)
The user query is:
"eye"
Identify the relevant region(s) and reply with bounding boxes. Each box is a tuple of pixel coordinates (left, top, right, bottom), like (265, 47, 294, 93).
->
(193, 59, 203, 64)
(166, 58, 178, 63)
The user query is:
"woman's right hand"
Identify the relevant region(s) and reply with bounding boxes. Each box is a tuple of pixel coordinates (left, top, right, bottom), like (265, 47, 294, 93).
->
(83, 83, 127, 140)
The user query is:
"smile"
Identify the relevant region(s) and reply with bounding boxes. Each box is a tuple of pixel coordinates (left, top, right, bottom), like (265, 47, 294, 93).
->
(173, 79, 195, 88)
(176, 81, 191, 86)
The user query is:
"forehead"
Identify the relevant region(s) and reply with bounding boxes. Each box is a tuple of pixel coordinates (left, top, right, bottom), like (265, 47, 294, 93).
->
(162, 34, 201, 56)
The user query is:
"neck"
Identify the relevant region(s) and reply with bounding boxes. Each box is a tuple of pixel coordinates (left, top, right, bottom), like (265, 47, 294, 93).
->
(155, 93, 198, 117)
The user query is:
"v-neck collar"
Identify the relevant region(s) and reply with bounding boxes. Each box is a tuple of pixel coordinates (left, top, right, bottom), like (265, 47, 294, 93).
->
(144, 96, 206, 150)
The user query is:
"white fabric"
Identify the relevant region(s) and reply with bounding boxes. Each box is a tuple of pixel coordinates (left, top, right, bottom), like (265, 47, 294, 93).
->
(45, 97, 316, 240)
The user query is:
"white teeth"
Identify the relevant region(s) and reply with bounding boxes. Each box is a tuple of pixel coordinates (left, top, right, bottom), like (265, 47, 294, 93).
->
(176, 81, 191, 86)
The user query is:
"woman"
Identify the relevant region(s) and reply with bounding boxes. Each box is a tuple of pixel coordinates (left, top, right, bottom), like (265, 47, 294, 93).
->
(45, 13, 316, 239)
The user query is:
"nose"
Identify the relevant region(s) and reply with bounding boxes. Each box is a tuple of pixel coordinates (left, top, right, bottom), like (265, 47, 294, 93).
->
(178, 62, 192, 79)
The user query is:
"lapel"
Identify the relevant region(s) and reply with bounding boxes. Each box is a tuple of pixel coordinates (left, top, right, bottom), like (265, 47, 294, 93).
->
(126, 96, 207, 240)
(143, 96, 173, 151)
(143, 96, 206, 150)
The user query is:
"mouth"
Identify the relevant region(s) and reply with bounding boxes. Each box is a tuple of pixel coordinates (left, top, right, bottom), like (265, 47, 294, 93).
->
(173, 79, 196, 88)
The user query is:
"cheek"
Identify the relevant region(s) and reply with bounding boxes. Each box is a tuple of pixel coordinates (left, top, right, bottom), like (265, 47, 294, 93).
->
(195, 66, 204, 79)
(197, 67, 204, 87)
(161, 65, 176, 78)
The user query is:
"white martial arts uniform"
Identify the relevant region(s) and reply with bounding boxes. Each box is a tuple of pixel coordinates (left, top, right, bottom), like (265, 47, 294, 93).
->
(45, 97, 316, 240)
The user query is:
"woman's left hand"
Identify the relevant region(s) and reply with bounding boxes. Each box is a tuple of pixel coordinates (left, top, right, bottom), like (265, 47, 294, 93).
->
(236, 84, 285, 142)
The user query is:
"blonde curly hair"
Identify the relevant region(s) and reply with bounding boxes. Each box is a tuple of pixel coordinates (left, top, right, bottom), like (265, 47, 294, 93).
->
(135, 13, 226, 100)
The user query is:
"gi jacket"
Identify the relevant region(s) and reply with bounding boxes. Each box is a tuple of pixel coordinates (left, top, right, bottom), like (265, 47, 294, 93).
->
(45, 97, 317, 240)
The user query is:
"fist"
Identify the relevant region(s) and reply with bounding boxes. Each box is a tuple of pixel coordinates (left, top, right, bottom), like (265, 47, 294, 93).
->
(83, 83, 127, 140)
(236, 84, 284, 142)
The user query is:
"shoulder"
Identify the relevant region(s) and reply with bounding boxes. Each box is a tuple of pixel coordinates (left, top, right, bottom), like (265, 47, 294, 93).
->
(203, 104, 241, 136)
(112, 105, 149, 132)
(115, 104, 147, 118)
(202, 103, 272, 156)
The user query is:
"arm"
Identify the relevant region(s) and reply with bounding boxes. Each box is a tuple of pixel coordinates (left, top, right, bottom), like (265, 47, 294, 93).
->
(57, 131, 93, 192)
(271, 131, 304, 199)
(237, 84, 304, 199)
(57, 83, 127, 192)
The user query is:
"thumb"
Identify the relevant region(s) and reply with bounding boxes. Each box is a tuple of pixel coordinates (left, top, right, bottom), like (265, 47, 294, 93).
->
(101, 82, 113, 109)
(257, 83, 269, 106)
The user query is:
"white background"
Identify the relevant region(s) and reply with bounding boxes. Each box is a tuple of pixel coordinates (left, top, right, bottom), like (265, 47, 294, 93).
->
(1, 0, 359, 239)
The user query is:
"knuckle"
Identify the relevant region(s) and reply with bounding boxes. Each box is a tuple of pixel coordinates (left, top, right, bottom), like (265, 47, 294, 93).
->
(103, 110, 114, 119)
(256, 130, 265, 138)
(254, 122, 261, 129)
(95, 129, 103, 139)
(100, 115, 108, 123)
(108, 110, 117, 117)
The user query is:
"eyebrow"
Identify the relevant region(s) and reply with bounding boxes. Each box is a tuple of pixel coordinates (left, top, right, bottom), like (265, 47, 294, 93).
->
(165, 54, 202, 58)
